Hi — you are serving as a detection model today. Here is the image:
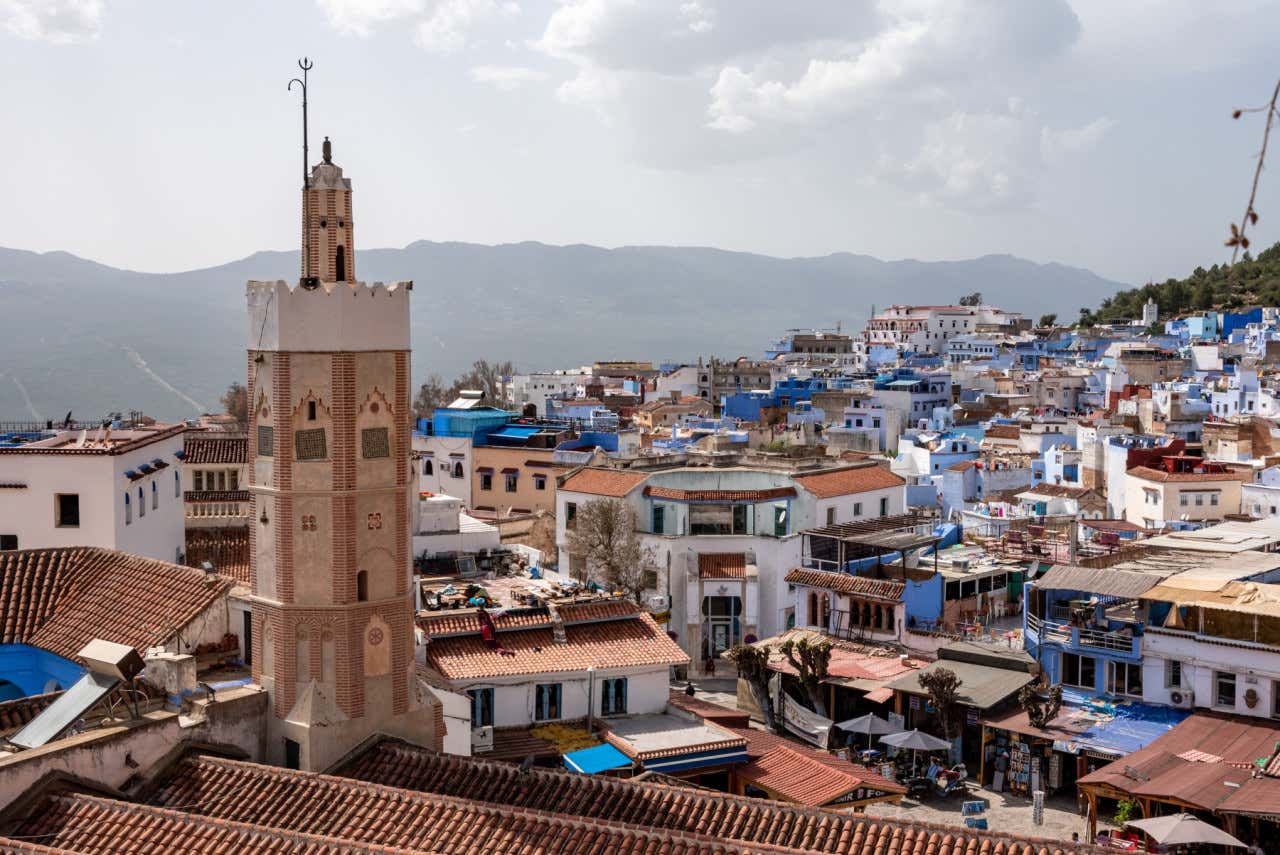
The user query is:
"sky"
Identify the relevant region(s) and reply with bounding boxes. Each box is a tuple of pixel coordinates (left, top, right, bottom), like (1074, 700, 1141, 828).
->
(2, 0, 1280, 285)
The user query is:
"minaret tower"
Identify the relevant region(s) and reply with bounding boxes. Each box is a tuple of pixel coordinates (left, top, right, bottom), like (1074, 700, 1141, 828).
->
(245, 60, 436, 771)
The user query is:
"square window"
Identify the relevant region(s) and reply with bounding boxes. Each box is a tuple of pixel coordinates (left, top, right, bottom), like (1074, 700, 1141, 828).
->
(533, 474, 546, 490)
(1215, 671, 1236, 707)
(480, 473, 493, 491)
(361, 427, 390, 459)
(295, 428, 328, 461)
(55, 493, 80, 528)
(0, 534, 16, 551)
(257, 425, 274, 456)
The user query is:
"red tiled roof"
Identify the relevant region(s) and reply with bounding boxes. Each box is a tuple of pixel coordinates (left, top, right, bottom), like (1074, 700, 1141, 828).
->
(559, 468, 649, 497)
(417, 600, 642, 639)
(557, 599, 642, 623)
(645, 486, 797, 502)
(184, 526, 250, 585)
(639, 396, 710, 412)
(784, 568, 905, 602)
(183, 489, 250, 502)
(0, 691, 60, 732)
(424, 612, 688, 679)
(666, 690, 752, 727)
(4, 793, 410, 854)
(1127, 465, 1248, 483)
(330, 740, 1088, 854)
(183, 434, 247, 465)
(0, 547, 231, 660)
(985, 425, 1021, 440)
(792, 465, 904, 498)
(947, 460, 978, 472)
(699, 553, 748, 580)
(731, 727, 905, 805)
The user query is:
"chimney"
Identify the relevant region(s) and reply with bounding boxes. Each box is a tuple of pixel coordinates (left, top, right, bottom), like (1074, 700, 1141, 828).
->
(546, 602, 567, 645)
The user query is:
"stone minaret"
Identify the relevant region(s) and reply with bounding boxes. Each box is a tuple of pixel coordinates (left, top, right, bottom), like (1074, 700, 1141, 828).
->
(302, 136, 355, 285)
(246, 141, 436, 771)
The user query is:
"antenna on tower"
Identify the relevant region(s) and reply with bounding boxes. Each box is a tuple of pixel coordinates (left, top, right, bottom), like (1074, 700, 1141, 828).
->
(288, 57, 312, 191)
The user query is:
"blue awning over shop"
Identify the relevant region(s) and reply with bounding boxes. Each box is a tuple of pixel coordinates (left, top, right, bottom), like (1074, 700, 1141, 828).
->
(564, 743, 631, 775)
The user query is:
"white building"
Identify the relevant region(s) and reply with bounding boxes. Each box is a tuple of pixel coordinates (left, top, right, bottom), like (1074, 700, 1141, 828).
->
(863, 305, 1023, 355)
(554, 461, 907, 672)
(0, 423, 186, 562)
(414, 432, 475, 507)
(418, 600, 687, 748)
(507, 369, 594, 416)
(1243, 466, 1280, 519)
(413, 493, 500, 557)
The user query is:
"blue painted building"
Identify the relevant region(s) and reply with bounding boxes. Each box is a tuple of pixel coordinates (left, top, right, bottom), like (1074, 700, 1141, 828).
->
(0, 644, 84, 700)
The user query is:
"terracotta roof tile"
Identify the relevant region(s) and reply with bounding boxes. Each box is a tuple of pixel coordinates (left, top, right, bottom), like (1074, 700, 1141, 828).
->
(424, 612, 688, 679)
(792, 465, 905, 498)
(666, 690, 752, 727)
(730, 727, 905, 805)
(183, 434, 247, 465)
(1127, 465, 1248, 483)
(184, 526, 250, 585)
(559, 468, 649, 497)
(0, 691, 60, 732)
(784, 568, 905, 601)
(700, 553, 748, 580)
(0, 547, 231, 660)
(985, 425, 1021, 440)
(646, 486, 797, 502)
(331, 740, 1093, 855)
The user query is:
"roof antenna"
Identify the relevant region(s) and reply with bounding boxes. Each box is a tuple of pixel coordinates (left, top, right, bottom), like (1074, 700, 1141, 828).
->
(289, 58, 315, 286)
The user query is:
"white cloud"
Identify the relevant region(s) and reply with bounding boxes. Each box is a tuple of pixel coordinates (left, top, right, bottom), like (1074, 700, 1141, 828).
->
(1, 0, 102, 44)
(470, 64, 548, 90)
(316, 0, 517, 53)
(1041, 116, 1115, 164)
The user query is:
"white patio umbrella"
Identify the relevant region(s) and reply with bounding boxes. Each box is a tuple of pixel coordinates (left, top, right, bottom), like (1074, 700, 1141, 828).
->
(879, 729, 952, 772)
(1126, 813, 1247, 848)
(833, 713, 895, 751)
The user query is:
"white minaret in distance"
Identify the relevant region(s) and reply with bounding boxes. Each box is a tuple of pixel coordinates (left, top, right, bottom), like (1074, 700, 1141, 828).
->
(1142, 298, 1159, 328)
(245, 77, 439, 771)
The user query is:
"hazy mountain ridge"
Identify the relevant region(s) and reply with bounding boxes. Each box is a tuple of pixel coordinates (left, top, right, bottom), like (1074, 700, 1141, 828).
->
(0, 242, 1127, 421)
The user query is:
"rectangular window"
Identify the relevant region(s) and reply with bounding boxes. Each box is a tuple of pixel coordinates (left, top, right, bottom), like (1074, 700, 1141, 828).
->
(1210, 493, 1219, 506)
(480, 473, 493, 491)
(1273, 681, 1280, 720)
(469, 688, 494, 727)
(257, 425, 274, 456)
(193, 471, 204, 491)
(535, 683, 562, 721)
(853, 502, 862, 516)
(732, 504, 749, 534)
(601, 677, 627, 716)
(533, 474, 546, 491)
(773, 506, 787, 537)
(295, 428, 327, 461)
(152, 483, 158, 510)
(1179, 494, 1188, 507)
(566, 502, 577, 528)
(1166, 660, 1182, 688)
(1195, 494, 1204, 507)
(217, 471, 227, 491)
(1062, 652, 1096, 690)
(361, 427, 390, 459)
(0, 534, 16, 551)
(826, 507, 836, 526)
(55, 493, 80, 528)
(1109, 661, 1142, 697)
(504, 473, 518, 492)
(879, 497, 889, 517)
(228, 470, 239, 491)
(1215, 671, 1236, 708)
(652, 505, 665, 534)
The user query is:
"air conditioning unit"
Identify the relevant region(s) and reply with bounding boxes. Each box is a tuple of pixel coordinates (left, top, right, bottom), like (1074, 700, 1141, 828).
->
(1169, 689, 1194, 709)
(647, 595, 670, 612)
(471, 725, 494, 753)
(950, 558, 971, 571)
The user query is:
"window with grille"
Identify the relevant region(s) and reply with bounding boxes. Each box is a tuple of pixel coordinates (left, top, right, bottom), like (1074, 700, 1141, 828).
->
(600, 678, 627, 716)
(361, 427, 390, 459)
(295, 428, 327, 461)
(257, 426, 274, 456)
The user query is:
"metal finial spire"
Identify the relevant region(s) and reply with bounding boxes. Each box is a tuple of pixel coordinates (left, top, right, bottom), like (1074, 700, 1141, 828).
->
(288, 57, 313, 190)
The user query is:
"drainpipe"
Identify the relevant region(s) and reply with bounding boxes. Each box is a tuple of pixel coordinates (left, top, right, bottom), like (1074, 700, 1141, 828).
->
(586, 666, 596, 733)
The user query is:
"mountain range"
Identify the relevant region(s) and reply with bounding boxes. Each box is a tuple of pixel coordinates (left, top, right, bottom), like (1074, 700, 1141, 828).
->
(0, 242, 1128, 422)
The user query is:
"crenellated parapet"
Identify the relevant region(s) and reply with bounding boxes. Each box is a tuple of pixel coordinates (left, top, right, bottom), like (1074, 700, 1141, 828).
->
(246, 279, 413, 353)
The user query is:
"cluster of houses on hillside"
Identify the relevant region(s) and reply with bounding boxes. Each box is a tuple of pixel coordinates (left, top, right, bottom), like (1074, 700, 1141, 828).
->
(6, 136, 1280, 853)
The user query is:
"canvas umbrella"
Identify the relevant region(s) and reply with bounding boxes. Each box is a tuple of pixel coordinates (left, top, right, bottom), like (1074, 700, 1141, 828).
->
(1126, 814, 1247, 848)
(879, 729, 952, 771)
(833, 713, 895, 751)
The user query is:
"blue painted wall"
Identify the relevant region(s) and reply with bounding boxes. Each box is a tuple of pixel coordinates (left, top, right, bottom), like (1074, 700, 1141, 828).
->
(0, 644, 85, 699)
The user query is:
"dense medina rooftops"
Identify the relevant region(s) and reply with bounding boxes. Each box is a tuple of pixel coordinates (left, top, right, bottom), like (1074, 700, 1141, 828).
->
(182, 432, 247, 465)
(0, 423, 184, 456)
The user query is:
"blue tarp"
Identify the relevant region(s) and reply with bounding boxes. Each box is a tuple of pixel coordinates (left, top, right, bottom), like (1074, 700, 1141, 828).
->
(564, 743, 632, 774)
(489, 425, 542, 440)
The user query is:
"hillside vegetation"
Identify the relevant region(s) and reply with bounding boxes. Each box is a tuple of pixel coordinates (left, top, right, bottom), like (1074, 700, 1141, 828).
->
(1081, 242, 1280, 326)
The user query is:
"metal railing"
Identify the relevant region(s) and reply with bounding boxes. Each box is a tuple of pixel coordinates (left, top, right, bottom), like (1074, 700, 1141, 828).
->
(1025, 614, 1136, 653)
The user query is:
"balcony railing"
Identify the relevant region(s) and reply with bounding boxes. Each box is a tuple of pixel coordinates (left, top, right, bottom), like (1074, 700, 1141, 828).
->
(186, 501, 249, 520)
(1026, 614, 1138, 654)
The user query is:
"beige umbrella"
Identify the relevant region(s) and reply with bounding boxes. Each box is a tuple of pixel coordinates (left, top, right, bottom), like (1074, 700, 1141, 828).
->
(1126, 813, 1247, 848)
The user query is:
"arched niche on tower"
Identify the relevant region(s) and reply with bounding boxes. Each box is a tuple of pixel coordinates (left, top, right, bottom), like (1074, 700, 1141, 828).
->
(363, 614, 391, 677)
(356, 546, 396, 603)
(355, 386, 395, 488)
(291, 389, 333, 491)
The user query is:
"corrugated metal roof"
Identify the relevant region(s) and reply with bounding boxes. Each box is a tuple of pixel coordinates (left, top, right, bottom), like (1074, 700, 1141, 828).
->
(885, 659, 1034, 710)
(1034, 563, 1167, 598)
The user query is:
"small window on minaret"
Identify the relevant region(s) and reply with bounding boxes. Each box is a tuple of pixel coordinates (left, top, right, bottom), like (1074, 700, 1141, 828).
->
(335, 245, 347, 282)
(356, 570, 368, 602)
(308, 401, 317, 421)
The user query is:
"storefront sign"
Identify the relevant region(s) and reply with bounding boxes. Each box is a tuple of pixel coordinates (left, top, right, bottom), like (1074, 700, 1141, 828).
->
(782, 695, 832, 748)
(909, 696, 921, 711)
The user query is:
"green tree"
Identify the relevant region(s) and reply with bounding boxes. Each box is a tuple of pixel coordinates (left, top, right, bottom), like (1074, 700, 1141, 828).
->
(220, 381, 247, 424)
(1038, 313, 1057, 328)
(454, 359, 515, 407)
(1194, 280, 1215, 310)
(413, 373, 454, 418)
(918, 667, 962, 742)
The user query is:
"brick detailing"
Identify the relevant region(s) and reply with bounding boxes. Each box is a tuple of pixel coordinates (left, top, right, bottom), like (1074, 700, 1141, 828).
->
(276, 496, 294, 603)
(390, 606, 409, 716)
(394, 351, 410, 598)
(331, 354, 356, 492)
(332, 495, 356, 604)
(273, 354, 293, 490)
